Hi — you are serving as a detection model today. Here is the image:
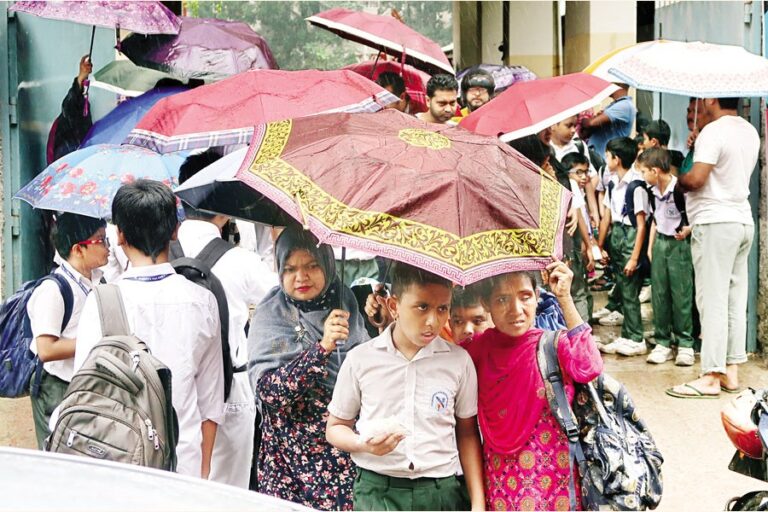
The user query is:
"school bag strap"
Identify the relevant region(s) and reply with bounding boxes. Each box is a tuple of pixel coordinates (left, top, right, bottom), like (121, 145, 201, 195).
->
(94, 284, 131, 337)
(672, 185, 689, 231)
(536, 330, 586, 511)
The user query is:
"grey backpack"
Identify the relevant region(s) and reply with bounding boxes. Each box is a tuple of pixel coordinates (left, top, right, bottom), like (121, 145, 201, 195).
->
(47, 285, 178, 471)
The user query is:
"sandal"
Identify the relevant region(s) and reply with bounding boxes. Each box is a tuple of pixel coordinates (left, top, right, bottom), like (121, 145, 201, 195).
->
(665, 383, 719, 399)
(720, 385, 742, 394)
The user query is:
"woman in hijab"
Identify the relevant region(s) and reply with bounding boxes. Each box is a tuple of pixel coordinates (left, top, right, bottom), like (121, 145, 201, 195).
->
(460, 261, 602, 511)
(248, 225, 369, 510)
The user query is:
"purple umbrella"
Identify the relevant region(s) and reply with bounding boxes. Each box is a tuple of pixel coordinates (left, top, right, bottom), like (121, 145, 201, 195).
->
(457, 64, 537, 95)
(120, 16, 278, 81)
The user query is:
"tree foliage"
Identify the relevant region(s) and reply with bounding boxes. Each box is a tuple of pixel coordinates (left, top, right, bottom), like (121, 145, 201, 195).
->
(184, 1, 451, 71)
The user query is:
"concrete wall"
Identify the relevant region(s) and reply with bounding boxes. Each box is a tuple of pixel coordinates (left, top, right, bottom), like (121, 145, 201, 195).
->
(481, 1, 504, 65)
(564, 1, 636, 74)
(453, 1, 481, 71)
(508, 2, 557, 77)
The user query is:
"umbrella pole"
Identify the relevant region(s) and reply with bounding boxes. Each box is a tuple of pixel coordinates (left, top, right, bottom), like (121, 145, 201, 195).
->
(337, 247, 346, 365)
(88, 25, 96, 61)
(370, 52, 381, 80)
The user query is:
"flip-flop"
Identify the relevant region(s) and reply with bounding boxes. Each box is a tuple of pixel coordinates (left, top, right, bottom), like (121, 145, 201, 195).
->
(720, 385, 742, 394)
(665, 383, 719, 399)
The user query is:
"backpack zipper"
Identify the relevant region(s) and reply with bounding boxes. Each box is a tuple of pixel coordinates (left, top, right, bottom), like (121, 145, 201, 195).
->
(57, 405, 156, 450)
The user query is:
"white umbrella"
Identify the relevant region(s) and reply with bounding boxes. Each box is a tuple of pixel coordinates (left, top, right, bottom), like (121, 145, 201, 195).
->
(582, 40, 662, 82)
(608, 40, 768, 97)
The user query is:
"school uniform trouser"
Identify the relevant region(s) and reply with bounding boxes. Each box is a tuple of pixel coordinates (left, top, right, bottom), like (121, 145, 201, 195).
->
(651, 234, 694, 349)
(353, 467, 469, 511)
(606, 225, 644, 342)
(208, 372, 256, 488)
(30, 369, 69, 450)
(690, 222, 754, 375)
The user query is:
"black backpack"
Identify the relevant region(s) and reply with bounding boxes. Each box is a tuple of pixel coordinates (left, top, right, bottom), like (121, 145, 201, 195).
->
(170, 238, 235, 401)
(575, 139, 606, 172)
(608, 179, 654, 277)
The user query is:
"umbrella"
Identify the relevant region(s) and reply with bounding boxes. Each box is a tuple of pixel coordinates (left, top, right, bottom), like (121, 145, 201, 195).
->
(90, 60, 179, 97)
(15, 144, 185, 219)
(124, 69, 400, 153)
(343, 59, 430, 113)
(81, 86, 187, 147)
(306, 8, 453, 75)
(460, 73, 619, 142)
(583, 40, 662, 82)
(608, 40, 768, 97)
(8, 1, 180, 59)
(120, 16, 278, 81)
(457, 64, 537, 94)
(176, 110, 571, 286)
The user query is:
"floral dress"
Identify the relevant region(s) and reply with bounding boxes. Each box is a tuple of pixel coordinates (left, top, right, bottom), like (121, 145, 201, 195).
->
(258, 343, 355, 510)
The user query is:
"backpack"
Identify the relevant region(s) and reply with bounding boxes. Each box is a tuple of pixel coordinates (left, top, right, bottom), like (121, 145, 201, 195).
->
(608, 179, 654, 277)
(537, 331, 664, 511)
(47, 284, 178, 471)
(575, 139, 606, 172)
(169, 237, 236, 401)
(0, 273, 74, 398)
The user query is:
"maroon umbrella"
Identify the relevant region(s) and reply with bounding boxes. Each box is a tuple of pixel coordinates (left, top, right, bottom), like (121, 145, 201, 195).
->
(120, 16, 278, 81)
(307, 8, 453, 75)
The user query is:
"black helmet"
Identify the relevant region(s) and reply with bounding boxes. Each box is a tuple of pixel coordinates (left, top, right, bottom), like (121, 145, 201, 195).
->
(460, 69, 495, 106)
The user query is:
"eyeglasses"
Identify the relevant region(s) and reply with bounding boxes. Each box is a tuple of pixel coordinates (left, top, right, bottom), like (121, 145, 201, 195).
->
(568, 169, 589, 177)
(77, 237, 109, 248)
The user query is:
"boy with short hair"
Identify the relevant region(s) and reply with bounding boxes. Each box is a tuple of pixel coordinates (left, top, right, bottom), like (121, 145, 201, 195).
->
(27, 213, 109, 448)
(596, 137, 649, 356)
(640, 119, 684, 172)
(75, 180, 224, 479)
(326, 263, 484, 511)
(637, 148, 695, 366)
(450, 286, 493, 344)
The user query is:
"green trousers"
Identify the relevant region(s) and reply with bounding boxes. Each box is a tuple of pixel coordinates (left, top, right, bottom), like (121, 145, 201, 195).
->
(353, 468, 468, 511)
(604, 225, 644, 341)
(30, 370, 69, 449)
(651, 234, 694, 349)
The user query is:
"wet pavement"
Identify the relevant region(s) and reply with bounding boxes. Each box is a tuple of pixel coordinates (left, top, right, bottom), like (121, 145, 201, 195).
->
(1, 289, 766, 510)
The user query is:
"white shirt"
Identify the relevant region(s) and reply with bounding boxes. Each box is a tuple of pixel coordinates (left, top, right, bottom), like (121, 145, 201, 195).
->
(651, 175, 684, 237)
(74, 263, 225, 478)
(27, 261, 101, 382)
(100, 224, 129, 283)
(234, 219, 276, 272)
(691, 115, 759, 226)
(178, 220, 277, 367)
(603, 168, 649, 226)
(328, 325, 478, 479)
(551, 137, 596, 174)
(569, 179, 586, 210)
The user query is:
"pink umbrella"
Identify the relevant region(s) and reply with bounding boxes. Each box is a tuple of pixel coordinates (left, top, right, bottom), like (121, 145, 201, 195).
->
(306, 8, 453, 75)
(342, 59, 430, 113)
(124, 69, 399, 153)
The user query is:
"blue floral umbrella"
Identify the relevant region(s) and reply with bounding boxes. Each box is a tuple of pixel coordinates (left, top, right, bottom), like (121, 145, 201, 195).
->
(15, 144, 186, 219)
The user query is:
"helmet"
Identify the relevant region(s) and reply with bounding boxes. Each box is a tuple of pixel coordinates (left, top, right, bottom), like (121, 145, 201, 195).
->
(460, 69, 495, 106)
(721, 388, 765, 459)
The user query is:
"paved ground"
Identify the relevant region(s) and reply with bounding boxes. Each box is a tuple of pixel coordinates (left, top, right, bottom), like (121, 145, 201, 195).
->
(1, 290, 766, 509)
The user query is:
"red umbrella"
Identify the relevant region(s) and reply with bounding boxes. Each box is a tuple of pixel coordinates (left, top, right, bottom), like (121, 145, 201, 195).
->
(343, 59, 430, 114)
(306, 8, 453, 75)
(124, 69, 399, 153)
(460, 72, 618, 142)
(226, 110, 571, 285)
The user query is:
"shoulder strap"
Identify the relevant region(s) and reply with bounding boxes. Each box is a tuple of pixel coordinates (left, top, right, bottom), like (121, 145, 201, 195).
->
(195, 237, 233, 270)
(169, 240, 185, 261)
(574, 139, 586, 158)
(94, 284, 131, 337)
(673, 185, 689, 229)
(44, 273, 75, 330)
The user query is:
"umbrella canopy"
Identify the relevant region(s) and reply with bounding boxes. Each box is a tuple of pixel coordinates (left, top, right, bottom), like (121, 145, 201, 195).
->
(15, 144, 185, 219)
(608, 40, 768, 97)
(90, 60, 179, 97)
(81, 86, 187, 147)
(342, 59, 429, 113)
(124, 69, 400, 153)
(8, 1, 180, 34)
(177, 110, 571, 285)
(306, 8, 453, 75)
(583, 40, 661, 82)
(460, 73, 619, 142)
(120, 16, 278, 81)
(457, 64, 537, 94)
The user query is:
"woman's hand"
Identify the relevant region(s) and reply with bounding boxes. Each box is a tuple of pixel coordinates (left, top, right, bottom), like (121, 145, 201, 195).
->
(320, 309, 350, 353)
(363, 433, 405, 456)
(546, 259, 573, 299)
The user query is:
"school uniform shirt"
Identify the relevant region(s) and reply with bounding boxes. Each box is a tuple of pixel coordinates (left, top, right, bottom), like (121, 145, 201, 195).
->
(690, 115, 759, 226)
(27, 261, 101, 382)
(100, 223, 130, 283)
(74, 263, 225, 478)
(602, 168, 649, 226)
(234, 219, 276, 272)
(551, 137, 596, 174)
(328, 324, 478, 479)
(178, 220, 277, 367)
(651, 175, 684, 237)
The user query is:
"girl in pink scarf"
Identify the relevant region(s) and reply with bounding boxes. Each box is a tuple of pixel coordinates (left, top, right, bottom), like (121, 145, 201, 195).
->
(461, 261, 603, 511)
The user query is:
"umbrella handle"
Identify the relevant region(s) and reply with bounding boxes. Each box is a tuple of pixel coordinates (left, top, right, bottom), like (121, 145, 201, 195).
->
(88, 25, 96, 62)
(336, 247, 347, 365)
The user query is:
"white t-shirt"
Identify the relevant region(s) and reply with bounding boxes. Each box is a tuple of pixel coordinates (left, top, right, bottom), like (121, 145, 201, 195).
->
(74, 263, 225, 478)
(690, 115, 759, 226)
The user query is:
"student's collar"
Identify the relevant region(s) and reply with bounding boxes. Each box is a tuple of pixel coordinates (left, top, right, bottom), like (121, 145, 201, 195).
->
(373, 324, 451, 360)
(61, 260, 97, 288)
(120, 262, 175, 281)
(180, 219, 220, 238)
(653, 174, 677, 198)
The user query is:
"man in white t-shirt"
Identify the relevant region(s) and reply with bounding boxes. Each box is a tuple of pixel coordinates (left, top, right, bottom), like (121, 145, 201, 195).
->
(668, 97, 758, 399)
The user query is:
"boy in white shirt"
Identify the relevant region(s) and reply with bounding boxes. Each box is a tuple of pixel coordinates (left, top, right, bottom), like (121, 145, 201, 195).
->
(74, 180, 224, 479)
(27, 213, 109, 448)
(326, 263, 484, 511)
